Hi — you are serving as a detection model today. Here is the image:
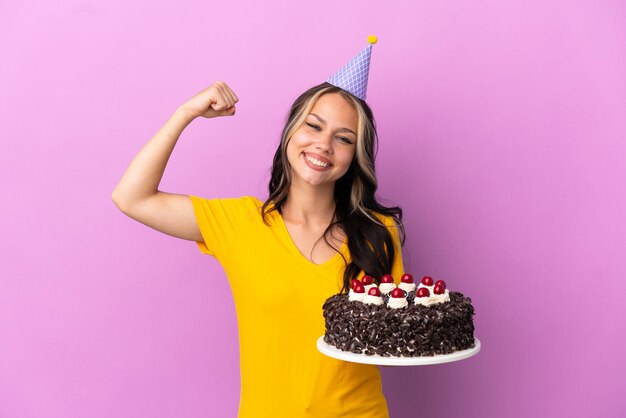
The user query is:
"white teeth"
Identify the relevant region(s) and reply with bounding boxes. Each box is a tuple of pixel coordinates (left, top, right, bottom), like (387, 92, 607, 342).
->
(305, 155, 330, 167)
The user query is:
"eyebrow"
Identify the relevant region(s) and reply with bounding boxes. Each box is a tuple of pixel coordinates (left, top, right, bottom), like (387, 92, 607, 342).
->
(309, 113, 356, 136)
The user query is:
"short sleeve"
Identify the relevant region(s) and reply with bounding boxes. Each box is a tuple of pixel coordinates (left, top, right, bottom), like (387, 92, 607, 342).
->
(189, 195, 258, 258)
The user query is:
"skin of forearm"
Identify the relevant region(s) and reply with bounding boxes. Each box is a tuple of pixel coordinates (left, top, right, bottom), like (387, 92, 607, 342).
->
(112, 106, 196, 208)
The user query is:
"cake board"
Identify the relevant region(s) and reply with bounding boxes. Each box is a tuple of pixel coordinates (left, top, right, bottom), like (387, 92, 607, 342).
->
(317, 336, 481, 366)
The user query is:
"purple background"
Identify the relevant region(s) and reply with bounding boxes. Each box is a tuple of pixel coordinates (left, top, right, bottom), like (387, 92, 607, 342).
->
(1, 1, 625, 417)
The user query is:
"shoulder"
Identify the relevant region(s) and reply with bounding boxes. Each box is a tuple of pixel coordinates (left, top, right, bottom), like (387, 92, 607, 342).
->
(190, 195, 262, 207)
(371, 211, 404, 243)
(372, 211, 401, 228)
(220, 195, 263, 209)
(189, 195, 264, 218)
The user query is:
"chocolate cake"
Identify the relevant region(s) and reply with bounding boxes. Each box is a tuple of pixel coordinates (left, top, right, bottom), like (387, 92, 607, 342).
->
(322, 274, 475, 357)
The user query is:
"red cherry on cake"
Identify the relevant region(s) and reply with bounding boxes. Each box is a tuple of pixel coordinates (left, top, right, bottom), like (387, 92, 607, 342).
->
(353, 283, 365, 293)
(435, 280, 446, 289)
(401, 273, 414, 283)
(391, 288, 405, 298)
(381, 274, 394, 283)
(351, 279, 362, 290)
(361, 275, 374, 285)
(368, 287, 381, 297)
(421, 276, 434, 286)
(433, 284, 446, 295)
(416, 287, 430, 298)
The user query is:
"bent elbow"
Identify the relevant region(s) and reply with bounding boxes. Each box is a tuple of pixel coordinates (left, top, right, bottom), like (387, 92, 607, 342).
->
(111, 191, 129, 214)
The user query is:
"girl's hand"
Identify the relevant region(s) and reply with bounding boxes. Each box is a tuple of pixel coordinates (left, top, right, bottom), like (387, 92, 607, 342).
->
(180, 81, 239, 119)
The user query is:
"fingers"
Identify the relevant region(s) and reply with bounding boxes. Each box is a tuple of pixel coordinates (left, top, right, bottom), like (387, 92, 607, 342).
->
(221, 106, 236, 116)
(211, 81, 238, 110)
(222, 84, 239, 106)
(187, 81, 238, 119)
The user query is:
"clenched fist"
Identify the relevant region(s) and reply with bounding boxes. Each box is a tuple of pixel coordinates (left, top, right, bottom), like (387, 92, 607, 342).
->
(180, 81, 239, 119)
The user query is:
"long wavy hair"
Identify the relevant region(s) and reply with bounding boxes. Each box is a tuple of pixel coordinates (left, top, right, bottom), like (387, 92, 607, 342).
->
(261, 82, 405, 294)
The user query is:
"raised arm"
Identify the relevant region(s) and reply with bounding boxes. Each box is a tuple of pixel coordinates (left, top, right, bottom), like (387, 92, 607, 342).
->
(111, 81, 239, 242)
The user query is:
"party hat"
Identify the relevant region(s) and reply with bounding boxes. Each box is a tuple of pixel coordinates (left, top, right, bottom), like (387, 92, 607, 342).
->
(327, 35, 378, 101)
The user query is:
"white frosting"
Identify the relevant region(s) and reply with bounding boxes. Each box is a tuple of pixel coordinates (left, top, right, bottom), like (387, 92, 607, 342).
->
(387, 297, 408, 309)
(414, 288, 450, 306)
(417, 283, 434, 292)
(364, 283, 377, 292)
(348, 289, 366, 302)
(379, 283, 396, 294)
(398, 282, 416, 293)
(363, 294, 384, 306)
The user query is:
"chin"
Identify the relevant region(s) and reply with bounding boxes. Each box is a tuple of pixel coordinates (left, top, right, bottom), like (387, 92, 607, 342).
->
(303, 178, 335, 187)
(292, 172, 335, 188)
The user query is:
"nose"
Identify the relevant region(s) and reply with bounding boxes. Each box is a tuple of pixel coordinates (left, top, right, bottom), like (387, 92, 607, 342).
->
(314, 132, 334, 154)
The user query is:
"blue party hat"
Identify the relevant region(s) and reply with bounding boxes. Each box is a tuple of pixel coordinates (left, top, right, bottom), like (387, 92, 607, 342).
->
(327, 35, 377, 101)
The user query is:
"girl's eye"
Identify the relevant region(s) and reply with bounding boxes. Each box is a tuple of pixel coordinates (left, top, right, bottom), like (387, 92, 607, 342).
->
(306, 122, 353, 144)
(306, 122, 320, 130)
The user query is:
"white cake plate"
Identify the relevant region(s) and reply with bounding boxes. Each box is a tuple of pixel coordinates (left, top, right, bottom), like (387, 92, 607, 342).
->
(317, 336, 481, 366)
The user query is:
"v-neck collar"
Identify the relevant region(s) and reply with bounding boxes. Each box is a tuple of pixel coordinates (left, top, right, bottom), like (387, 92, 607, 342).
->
(272, 208, 348, 269)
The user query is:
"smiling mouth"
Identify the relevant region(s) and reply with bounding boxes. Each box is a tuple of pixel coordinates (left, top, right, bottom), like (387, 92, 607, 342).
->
(304, 153, 331, 168)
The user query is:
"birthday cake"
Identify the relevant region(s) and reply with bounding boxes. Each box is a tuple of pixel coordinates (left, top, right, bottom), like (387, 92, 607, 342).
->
(322, 274, 475, 357)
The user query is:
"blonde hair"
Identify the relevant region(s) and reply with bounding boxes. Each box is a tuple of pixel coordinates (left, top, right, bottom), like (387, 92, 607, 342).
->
(266, 84, 382, 225)
(263, 82, 404, 293)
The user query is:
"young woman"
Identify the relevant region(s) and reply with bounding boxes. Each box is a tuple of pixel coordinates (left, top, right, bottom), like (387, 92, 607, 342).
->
(112, 79, 405, 417)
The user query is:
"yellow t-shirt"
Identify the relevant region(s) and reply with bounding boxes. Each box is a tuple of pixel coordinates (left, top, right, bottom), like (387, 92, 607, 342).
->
(190, 195, 405, 418)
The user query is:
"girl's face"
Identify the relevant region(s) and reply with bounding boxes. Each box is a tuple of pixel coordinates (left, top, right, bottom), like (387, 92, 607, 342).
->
(286, 93, 358, 189)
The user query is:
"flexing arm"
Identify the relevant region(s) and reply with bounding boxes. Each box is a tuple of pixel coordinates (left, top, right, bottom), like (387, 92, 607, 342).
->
(111, 82, 239, 242)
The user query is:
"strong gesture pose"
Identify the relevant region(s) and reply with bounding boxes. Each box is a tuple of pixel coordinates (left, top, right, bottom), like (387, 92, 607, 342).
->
(112, 82, 238, 243)
(113, 78, 405, 417)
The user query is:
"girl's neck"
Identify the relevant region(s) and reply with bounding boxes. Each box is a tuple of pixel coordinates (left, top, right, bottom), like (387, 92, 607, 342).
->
(281, 181, 336, 226)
